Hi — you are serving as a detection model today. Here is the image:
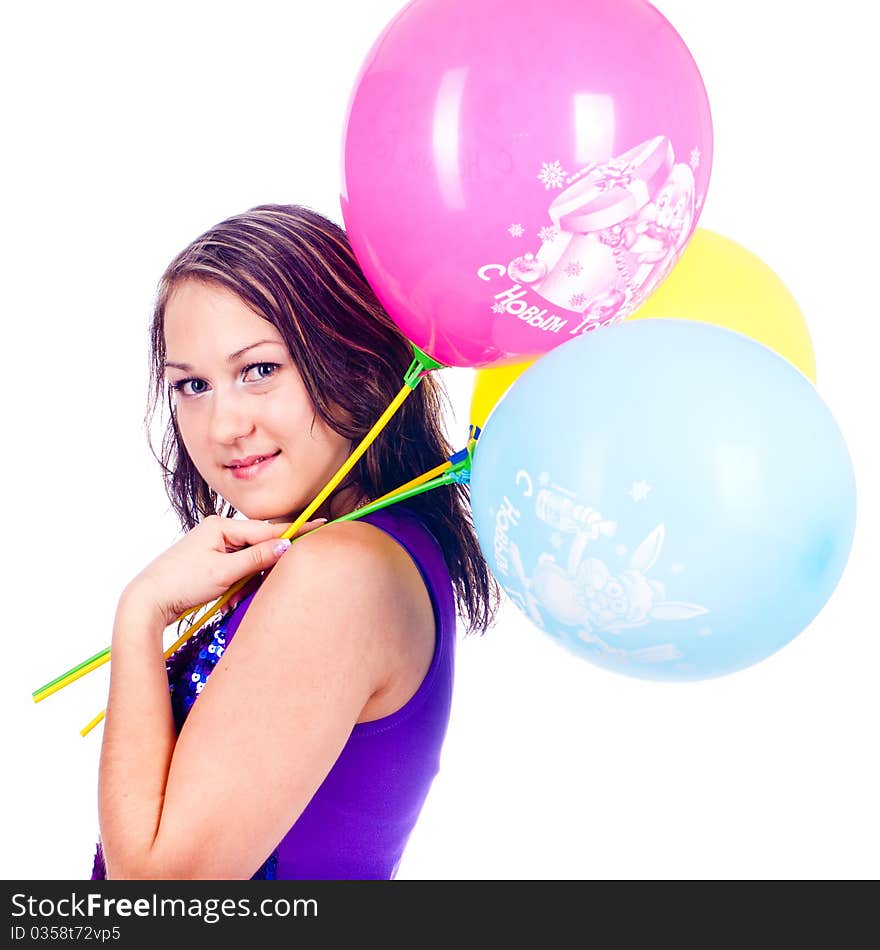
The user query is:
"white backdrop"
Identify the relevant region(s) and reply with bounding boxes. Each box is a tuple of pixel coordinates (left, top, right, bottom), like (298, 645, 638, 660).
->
(2, 1, 877, 880)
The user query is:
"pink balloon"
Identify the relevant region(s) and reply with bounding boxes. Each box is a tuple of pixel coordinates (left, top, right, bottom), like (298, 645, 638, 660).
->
(341, 0, 713, 368)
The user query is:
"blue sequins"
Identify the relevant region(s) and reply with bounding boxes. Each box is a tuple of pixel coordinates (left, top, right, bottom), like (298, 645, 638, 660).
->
(251, 850, 279, 880)
(165, 573, 262, 731)
(167, 609, 240, 732)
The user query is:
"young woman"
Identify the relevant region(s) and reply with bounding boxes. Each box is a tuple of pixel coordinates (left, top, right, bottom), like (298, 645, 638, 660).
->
(90, 204, 499, 880)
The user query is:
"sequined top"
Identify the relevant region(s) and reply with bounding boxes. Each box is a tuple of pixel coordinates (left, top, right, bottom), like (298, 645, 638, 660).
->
(90, 505, 456, 880)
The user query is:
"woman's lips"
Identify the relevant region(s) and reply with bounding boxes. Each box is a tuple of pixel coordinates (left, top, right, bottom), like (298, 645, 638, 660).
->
(227, 450, 281, 480)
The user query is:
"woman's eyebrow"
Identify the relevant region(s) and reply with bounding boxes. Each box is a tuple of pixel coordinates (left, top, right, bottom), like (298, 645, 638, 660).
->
(164, 340, 283, 371)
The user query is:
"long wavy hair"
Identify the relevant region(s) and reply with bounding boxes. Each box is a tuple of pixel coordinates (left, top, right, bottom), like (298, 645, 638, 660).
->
(145, 203, 499, 634)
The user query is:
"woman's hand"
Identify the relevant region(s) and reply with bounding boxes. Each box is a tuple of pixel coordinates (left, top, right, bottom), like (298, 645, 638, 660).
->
(122, 515, 326, 628)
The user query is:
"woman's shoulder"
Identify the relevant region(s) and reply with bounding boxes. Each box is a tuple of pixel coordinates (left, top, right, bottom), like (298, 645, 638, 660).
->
(270, 517, 419, 606)
(265, 511, 438, 723)
(265, 515, 436, 657)
(286, 514, 423, 581)
(287, 505, 445, 588)
(355, 505, 451, 585)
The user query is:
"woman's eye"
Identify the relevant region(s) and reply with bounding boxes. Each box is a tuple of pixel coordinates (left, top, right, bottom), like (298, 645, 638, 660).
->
(242, 362, 279, 382)
(171, 378, 207, 396)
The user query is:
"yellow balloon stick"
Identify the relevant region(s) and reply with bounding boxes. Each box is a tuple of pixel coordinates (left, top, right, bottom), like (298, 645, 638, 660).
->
(38, 458, 453, 705)
(77, 345, 444, 737)
(33, 575, 253, 703)
(80, 711, 106, 738)
(78, 457, 457, 738)
(371, 460, 451, 504)
(38, 350, 444, 706)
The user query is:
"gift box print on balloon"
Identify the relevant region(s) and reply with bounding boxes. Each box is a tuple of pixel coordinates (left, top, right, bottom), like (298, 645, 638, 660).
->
(485, 136, 701, 339)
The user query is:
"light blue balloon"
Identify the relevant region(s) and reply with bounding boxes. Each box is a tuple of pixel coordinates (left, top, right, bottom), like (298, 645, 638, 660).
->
(470, 319, 856, 681)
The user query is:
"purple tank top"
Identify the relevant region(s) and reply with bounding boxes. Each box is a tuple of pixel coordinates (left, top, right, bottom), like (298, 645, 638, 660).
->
(90, 505, 456, 880)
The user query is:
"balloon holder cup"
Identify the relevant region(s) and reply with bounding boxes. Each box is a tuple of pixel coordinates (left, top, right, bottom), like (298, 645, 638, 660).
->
(405, 343, 444, 389)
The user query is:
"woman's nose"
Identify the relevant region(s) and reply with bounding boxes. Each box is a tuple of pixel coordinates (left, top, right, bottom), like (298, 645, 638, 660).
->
(208, 388, 254, 444)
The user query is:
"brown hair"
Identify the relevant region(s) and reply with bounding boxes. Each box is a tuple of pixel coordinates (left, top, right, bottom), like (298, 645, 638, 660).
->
(145, 203, 499, 634)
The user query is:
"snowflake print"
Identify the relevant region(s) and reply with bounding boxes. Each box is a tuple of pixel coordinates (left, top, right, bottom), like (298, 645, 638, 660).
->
(538, 225, 559, 243)
(537, 160, 567, 190)
(491, 302, 506, 314)
(689, 148, 701, 170)
(628, 480, 652, 502)
(508, 223, 525, 238)
(570, 293, 587, 308)
(564, 260, 583, 277)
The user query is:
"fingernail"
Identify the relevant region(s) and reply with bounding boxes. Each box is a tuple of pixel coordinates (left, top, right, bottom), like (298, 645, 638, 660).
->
(273, 539, 292, 556)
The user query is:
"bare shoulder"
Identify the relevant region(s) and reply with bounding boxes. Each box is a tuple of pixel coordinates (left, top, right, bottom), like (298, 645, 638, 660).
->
(267, 519, 437, 720)
(273, 519, 427, 611)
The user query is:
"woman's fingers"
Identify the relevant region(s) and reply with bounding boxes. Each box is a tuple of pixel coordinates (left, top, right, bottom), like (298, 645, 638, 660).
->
(235, 519, 328, 573)
(246, 536, 294, 572)
(216, 516, 328, 549)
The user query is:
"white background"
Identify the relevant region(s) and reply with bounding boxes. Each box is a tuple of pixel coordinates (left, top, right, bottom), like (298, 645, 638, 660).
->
(2, 1, 877, 880)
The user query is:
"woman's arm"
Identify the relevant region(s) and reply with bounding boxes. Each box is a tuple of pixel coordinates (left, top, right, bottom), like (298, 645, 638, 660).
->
(97, 592, 177, 879)
(97, 520, 422, 879)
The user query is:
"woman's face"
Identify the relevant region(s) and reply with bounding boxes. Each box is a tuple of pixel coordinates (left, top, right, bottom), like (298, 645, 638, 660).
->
(163, 279, 354, 523)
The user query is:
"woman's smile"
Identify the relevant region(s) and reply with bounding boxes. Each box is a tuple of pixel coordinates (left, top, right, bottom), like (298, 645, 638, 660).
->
(226, 449, 282, 480)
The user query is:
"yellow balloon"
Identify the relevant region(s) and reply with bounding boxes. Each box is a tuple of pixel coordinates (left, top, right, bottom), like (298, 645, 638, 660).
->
(628, 228, 817, 382)
(469, 228, 816, 429)
(469, 358, 536, 431)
